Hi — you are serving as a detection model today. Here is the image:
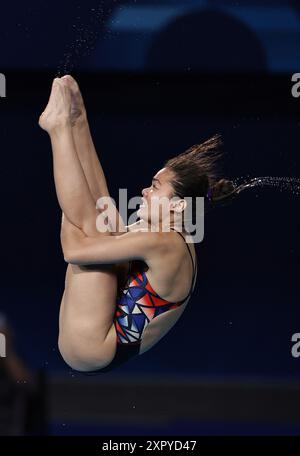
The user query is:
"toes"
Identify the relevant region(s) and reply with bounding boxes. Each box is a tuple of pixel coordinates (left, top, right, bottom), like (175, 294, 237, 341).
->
(62, 75, 72, 83)
(61, 75, 71, 85)
(51, 79, 60, 93)
(63, 75, 79, 90)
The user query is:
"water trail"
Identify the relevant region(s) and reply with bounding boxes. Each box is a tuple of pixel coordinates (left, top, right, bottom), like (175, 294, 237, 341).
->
(232, 176, 300, 196)
(211, 176, 300, 206)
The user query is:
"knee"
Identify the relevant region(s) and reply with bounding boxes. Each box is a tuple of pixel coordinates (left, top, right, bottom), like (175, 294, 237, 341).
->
(58, 333, 111, 372)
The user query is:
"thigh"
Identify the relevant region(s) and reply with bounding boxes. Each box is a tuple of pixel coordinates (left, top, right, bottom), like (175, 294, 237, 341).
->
(59, 262, 129, 365)
(59, 262, 118, 362)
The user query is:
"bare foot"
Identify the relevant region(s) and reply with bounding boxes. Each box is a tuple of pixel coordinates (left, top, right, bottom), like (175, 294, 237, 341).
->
(39, 78, 72, 134)
(61, 75, 87, 127)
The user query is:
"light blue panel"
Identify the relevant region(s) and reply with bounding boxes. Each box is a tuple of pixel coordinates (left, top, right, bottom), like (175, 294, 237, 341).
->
(108, 5, 193, 32)
(226, 6, 300, 31)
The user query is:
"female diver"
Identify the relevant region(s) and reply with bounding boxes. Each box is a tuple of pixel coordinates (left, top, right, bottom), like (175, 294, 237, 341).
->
(38, 75, 235, 373)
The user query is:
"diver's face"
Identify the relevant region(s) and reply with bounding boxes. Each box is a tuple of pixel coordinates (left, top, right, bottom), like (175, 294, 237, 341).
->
(138, 167, 176, 226)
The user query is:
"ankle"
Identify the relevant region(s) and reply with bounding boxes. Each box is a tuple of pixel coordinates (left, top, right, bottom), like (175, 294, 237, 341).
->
(73, 112, 88, 132)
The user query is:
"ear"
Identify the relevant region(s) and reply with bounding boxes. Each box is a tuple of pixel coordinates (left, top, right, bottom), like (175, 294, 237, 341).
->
(179, 199, 187, 211)
(170, 198, 187, 213)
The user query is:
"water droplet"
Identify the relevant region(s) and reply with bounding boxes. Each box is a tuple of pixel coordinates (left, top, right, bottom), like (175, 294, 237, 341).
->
(232, 176, 300, 198)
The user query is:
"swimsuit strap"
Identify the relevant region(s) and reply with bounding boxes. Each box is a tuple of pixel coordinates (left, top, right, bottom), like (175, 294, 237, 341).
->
(127, 229, 197, 302)
(169, 227, 197, 302)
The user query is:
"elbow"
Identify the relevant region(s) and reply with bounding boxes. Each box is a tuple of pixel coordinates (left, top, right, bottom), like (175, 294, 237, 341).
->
(63, 250, 90, 266)
(63, 254, 72, 264)
(62, 245, 71, 263)
(61, 238, 73, 263)
(63, 249, 77, 264)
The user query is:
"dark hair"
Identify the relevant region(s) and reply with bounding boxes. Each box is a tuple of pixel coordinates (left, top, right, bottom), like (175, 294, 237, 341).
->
(164, 134, 236, 210)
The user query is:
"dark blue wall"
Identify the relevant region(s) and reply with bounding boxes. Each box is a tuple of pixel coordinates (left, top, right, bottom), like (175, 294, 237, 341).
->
(1, 2, 300, 379)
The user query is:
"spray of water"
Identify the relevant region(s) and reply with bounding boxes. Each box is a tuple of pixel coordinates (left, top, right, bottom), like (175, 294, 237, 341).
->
(209, 176, 300, 208)
(56, 1, 112, 77)
(233, 176, 300, 196)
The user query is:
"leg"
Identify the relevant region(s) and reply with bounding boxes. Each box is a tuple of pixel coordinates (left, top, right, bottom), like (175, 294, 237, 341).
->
(54, 121, 127, 369)
(58, 262, 118, 372)
(62, 75, 126, 235)
(40, 79, 118, 371)
(49, 125, 101, 238)
(57, 213, 120, 371)
(72, 116, 110, 204)
(50, 140, 118, 370)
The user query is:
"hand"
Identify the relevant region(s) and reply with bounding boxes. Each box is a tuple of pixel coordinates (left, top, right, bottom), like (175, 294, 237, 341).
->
(38, 78, 72, 134)
(61, 74, 87, 127)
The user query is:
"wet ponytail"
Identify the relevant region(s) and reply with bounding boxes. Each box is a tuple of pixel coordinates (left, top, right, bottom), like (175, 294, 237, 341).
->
(165, 134, 237, 212)
(206, 178, 237, 206)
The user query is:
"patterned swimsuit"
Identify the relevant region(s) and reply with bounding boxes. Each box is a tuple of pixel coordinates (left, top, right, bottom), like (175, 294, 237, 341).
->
(86, 228, 197, 373)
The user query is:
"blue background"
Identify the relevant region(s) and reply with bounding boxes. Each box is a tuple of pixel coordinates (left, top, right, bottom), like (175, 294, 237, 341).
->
(1, 0, 300, 436)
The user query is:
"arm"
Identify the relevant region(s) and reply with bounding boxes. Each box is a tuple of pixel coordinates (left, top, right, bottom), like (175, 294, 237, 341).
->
(125, 220, 148, 233)
(61, 216, 166, 265)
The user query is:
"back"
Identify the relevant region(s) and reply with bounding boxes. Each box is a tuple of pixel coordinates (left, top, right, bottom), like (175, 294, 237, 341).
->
(140, 230, 197, 353)
(114, 230, 197, 354)
(145, 229, 197, 303)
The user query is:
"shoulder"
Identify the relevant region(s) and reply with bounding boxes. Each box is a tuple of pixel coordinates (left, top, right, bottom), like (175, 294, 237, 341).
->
(145, 230, 193, 269)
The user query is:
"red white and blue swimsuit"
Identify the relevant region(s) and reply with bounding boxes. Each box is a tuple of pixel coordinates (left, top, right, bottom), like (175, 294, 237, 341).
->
(87, 228, 197, 373)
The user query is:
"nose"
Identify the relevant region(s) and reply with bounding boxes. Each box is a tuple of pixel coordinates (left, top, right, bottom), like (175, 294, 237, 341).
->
(142, 188, 148, 198)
